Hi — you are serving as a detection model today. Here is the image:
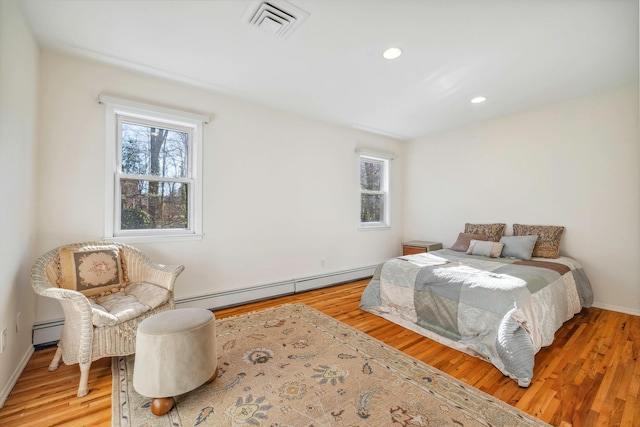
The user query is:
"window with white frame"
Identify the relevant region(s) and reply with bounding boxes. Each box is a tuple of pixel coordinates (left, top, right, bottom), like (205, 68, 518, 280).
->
(100, 95, 208, 242)
(359, 152, 390, 228)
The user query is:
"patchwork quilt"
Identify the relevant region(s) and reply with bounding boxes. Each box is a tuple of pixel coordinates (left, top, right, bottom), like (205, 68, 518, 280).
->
(359, 249, 593, 387)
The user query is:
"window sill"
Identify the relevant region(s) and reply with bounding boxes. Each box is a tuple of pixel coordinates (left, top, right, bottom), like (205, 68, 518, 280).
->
(103, 233, 204, 244)
(358, 225, 391, 231)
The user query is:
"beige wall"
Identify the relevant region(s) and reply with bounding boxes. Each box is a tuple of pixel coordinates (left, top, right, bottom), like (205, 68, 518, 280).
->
(404, 84, 640, 315)
(35, 51, 405, 322)
(0, 0, 39, 404)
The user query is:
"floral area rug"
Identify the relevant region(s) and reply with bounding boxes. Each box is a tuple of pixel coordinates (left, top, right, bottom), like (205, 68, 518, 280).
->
(112, 303, 549, 426)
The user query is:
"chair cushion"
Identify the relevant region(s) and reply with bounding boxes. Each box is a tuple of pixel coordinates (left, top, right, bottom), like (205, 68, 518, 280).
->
(90, 282, 170, 327)
(58, 245, 127, 297)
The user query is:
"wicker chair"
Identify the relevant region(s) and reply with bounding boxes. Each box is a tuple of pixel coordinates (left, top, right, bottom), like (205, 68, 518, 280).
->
(31, 241, 185, 397)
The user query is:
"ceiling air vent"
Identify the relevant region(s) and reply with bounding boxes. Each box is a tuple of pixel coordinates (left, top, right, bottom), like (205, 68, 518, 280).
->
(244, 0, 309, 39)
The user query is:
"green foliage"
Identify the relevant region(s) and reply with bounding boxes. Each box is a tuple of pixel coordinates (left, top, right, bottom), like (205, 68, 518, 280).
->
(121, 208, 152, 230)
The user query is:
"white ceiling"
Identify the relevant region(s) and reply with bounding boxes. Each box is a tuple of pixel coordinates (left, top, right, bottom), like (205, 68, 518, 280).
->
(19, 0, 639, 140)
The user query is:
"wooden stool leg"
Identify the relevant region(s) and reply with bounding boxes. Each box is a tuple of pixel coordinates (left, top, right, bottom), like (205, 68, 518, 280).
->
(151, 397, 174, 416)
(206, 367, 219, 383)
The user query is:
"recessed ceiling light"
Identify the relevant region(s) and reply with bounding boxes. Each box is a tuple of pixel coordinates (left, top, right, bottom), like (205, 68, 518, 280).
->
(471, 96, 487, 104)
(382, 47, 402, 60)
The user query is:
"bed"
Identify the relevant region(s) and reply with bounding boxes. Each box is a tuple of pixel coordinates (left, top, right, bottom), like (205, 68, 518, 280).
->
(359, 224, 594, 387)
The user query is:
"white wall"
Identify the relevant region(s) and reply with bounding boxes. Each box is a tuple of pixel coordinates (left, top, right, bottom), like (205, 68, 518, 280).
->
(35, 51, 405, 323)
(404, 84, 640, 315)
(0, 0, 39, 406)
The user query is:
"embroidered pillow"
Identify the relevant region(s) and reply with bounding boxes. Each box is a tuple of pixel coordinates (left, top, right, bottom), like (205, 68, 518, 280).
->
(466, 240, 504, 258)
(451, 232, 487, 252)
(499, 235, 538, 260)
(512, 224, 565, 258)
(58, 245, 127, 297)
(464, 223, 506, 242)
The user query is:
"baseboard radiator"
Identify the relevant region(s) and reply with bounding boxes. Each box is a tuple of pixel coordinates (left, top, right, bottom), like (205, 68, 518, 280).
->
(32, 265, 376, 346)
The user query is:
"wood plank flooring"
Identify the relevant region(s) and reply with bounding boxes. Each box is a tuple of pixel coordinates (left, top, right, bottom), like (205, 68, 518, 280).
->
(1, 279, 638, 426)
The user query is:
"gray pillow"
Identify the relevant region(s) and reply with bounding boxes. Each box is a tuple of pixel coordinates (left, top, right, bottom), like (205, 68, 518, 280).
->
(499, 235, 538, 260)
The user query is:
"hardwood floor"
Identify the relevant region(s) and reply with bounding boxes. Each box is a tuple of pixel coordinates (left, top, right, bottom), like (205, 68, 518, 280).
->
(1, 279, 638, 426)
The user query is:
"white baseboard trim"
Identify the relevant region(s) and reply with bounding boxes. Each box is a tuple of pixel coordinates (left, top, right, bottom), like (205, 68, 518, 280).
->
(0, 345, 34, 409)
(175, 279, 296, 310)
(591, 302, 640, 316)
(32, 265, 376, 346)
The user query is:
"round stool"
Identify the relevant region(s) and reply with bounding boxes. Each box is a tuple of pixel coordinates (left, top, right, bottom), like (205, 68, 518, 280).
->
(133, 308, 218, 416)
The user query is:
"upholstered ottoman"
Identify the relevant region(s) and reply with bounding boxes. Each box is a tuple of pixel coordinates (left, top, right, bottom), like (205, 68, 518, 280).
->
(133, 308, 218, 415)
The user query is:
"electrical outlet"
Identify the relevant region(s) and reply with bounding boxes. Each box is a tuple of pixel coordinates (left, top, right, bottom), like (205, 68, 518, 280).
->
(16, 312, 21, 333)
(1, 328, 7, 354)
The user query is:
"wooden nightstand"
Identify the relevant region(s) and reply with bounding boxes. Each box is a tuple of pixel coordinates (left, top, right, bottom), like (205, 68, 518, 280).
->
(402, 241, 443, 256)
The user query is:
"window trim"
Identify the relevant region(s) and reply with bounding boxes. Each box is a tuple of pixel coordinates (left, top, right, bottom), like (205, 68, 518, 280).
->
(100, 95, 209, 243)
(357, 148, 392, 230)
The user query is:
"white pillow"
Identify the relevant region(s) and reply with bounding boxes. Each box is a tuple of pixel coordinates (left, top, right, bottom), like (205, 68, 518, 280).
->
(466, 240, 504, 258)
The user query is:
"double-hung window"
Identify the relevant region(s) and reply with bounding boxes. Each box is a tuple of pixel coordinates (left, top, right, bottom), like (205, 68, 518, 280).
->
(100, 95, 208, 242)
(359, 151, 391, 228)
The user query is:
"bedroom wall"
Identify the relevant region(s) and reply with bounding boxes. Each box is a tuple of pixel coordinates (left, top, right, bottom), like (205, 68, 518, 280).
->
(0, 0, 39, 405)
(404, 84, 640, 315)
(34, 51, 405, 324)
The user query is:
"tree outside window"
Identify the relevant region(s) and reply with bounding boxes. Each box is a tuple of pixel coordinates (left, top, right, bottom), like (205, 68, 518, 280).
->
(119, 121, 190, 230)
(101, 95, 206, 242)
(359, 155, 389, 227)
